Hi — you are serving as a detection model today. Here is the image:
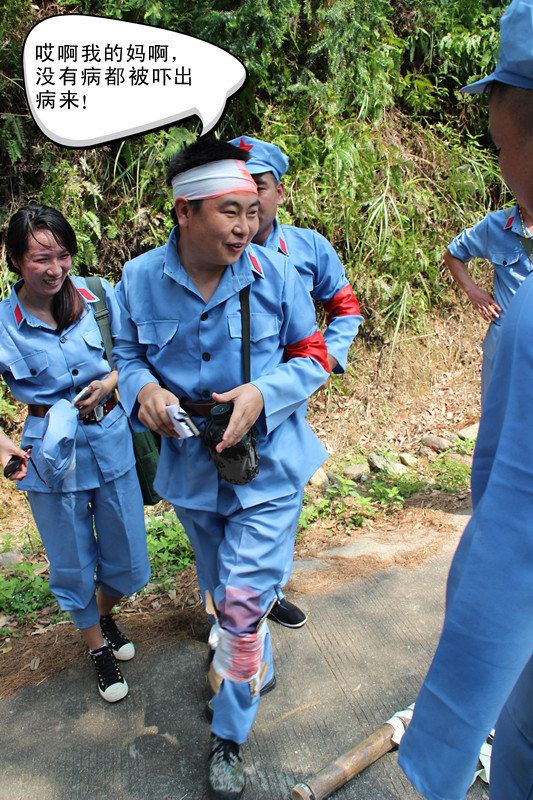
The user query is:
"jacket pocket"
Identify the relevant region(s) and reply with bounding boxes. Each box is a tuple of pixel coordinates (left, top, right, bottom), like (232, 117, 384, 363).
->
(227, 313, 280, 341)
(9, 351, 48, 380)
(137, 320, 180, 348)
(491, 250, 522, 270)
(82, 327, 106, 352)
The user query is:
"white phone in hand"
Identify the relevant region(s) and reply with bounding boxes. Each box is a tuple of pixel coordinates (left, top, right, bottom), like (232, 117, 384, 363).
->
(72, 386, 92, 405)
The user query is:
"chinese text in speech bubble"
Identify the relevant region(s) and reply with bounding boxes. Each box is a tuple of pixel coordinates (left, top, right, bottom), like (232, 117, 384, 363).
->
(23, 15, 247, 147)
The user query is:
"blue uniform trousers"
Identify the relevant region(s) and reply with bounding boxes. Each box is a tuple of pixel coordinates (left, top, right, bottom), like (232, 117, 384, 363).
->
(28, 466, 150, 628)
(481, 323, 501, 407)
(278, 487, 304, 592)
(174, 486, 302, 744)
(490, 655, 533, 800)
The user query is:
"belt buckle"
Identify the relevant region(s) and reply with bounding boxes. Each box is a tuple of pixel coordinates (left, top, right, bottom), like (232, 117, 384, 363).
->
(94, 404, 104, 422)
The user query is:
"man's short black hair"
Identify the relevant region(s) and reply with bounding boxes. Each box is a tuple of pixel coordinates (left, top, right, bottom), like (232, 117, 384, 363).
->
(166, 137, 250, 186)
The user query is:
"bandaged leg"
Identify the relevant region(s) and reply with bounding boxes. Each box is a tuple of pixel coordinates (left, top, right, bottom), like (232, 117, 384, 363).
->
(210, 629, 274, 744)
(175, 489, 301, 743)
(208, 620, 268, 698)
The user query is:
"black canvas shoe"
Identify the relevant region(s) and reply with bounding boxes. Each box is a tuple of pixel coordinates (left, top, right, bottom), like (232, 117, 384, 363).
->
(268, 598, 308, 628)
(205, 673, 277, 723)
(100, 614, 135, 661)
(208, 735, 245, 799)
(89, 644, 128, 702)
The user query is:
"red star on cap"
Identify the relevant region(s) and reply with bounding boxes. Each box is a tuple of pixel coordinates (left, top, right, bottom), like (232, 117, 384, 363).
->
(237, 137, 253, 151)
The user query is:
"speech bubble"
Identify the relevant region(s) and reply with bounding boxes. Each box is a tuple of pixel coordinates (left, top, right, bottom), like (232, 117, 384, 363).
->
(23, 14, 246, 147)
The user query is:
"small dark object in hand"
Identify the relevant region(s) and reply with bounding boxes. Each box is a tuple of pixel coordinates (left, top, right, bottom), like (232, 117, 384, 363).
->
(3, 447, 31, 479)
(203, 402, 259, 485)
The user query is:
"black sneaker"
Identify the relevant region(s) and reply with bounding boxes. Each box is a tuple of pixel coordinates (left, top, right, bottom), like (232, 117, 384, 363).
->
(205, 674, 277, 723)
(208, 735, 245, 800)
(89, 645, 128, 703)
(268, 598, 308, 628)
(100, 614, 135, 661)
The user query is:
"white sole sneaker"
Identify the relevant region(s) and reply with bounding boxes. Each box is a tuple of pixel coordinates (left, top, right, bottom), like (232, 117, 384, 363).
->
(99, 678, 129, 703)
(111, 641, 135, 661)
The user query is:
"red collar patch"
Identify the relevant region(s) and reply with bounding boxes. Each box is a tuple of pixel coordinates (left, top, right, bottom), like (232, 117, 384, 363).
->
(14, 303, 23, 326)
(249, 251, 264, 276)
(505, 214, 515, 230)
(278, 236, 288, 255)
(238, 137, 253, 152)
(77, 287, 98, 302)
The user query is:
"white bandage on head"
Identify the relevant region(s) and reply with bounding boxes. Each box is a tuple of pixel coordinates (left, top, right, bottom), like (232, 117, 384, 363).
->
(171, 159, 258, 200)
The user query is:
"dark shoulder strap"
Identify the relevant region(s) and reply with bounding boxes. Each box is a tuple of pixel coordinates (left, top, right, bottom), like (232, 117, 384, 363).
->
(84, 276, 115, 367)
(239, 284, 251, 384)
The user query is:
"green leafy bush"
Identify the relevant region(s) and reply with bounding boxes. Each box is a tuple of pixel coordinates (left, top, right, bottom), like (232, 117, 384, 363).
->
(0, 562, 55, 622)
(430, 454, 471, 492)
(145, 511, 194, 586)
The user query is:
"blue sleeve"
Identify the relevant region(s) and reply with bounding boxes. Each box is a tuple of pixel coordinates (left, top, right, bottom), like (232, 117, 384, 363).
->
(310, 232, 363, 373)
(399, 274, 533, 800)
(252, 264, 329, 434)
(112, 271, 161, 431)
(446, 216, 491, 263)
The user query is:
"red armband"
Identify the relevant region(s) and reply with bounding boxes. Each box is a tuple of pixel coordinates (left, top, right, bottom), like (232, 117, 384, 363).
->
(284, 331, 329, 373)
(322, 284, 361, 325)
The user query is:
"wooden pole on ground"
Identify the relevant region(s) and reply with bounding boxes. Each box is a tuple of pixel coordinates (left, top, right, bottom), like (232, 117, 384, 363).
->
(291, 722, 398, 800)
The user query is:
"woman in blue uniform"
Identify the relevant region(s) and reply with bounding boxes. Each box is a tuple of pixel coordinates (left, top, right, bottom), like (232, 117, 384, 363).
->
(0, 205, 150, 702)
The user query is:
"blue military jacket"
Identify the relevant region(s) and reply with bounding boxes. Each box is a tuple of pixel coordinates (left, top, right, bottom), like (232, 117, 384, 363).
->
(0, 276, 134, 492)
(113, 227, 329, 511)
(399, 274, 533, 799)
(261, 219, 362, 372)
(447, 204, 533, 324)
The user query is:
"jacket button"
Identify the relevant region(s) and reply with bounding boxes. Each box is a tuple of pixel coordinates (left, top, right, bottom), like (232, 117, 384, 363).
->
(60, 336, 67, 343)
(201, 390, 210, 398)
(201, 312, 208, 321)
(30, 368, 37, 376)
(202, 352, 211, 361)
(503, 260, 507, 265)
(72, 368, 79, 376)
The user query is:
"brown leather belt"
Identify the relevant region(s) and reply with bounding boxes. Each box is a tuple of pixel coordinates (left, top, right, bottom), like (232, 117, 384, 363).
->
(27, 395, 118, 424)
(179, 398, 217, 417)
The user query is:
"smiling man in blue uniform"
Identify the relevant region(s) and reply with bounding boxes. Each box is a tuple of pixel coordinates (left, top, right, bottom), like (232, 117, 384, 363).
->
(113, 138, 330, 799)
(228, 134, 363, 629)
(398, 2, 533, 798)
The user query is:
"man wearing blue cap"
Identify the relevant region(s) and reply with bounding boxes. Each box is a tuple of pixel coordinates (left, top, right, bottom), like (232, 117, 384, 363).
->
(228, 134, 363, 629)
(398, 2, 533, 798)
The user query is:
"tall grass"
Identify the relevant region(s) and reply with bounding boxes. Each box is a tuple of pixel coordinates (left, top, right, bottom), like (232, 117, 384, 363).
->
(1, 0, 505, 333)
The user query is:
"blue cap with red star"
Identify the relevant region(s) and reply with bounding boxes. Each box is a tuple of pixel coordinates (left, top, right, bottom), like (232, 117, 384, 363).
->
(228, 135, 289, 181)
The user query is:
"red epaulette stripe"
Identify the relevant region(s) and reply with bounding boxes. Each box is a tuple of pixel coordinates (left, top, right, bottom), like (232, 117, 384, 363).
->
(322, 284, 361, 324)
(284, 330, 329, 373)
(77, 287, 98, 301)
(14, 304, 22, 325)
(249, 252, 263, 275)
(505, 215, 515, 230)
(278, 237, 288, 255)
